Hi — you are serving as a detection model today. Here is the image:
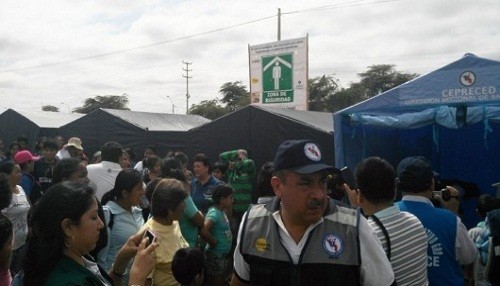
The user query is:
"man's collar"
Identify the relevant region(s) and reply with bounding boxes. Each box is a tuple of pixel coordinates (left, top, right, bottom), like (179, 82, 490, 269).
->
(401, 195, 434, 206)
(373, 204, 399, 218)
(100, 161, 122, 170)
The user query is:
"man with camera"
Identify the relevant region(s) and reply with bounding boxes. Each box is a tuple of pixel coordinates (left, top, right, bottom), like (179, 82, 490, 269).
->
(395, 156, 476, 285)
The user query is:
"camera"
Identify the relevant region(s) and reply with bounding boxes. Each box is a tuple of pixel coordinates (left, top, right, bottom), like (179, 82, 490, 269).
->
(433, 188, 451, 201)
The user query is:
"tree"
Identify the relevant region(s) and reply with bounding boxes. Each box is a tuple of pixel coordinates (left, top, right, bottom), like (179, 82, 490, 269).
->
(73, 94, 130, 114)
(219, 81, 250, 112)
(308, 75, 340, 112)
(308, 65, 419, 113)
(41, 105, 59, 112)
(189, 99, 230, 120)
(358, 64, 418, 97)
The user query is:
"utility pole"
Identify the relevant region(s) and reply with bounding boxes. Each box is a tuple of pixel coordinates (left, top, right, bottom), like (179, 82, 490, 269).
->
(166, 96, 175, 114)
(182, 60, 192, 114)
(277, 8, 281, 41)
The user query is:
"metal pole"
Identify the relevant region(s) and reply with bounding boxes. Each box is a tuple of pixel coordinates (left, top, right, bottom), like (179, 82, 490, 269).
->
(166, 96, 175, 114)
(277, 8, 281, 41)
(182, 60, 192, 114)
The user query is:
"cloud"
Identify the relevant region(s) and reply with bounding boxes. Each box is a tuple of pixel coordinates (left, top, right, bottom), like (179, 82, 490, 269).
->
(0, 0, 499, 114)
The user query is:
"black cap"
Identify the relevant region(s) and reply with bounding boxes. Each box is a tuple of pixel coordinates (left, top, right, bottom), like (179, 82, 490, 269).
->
(274, 139, 337, 174)
(396, 156, 434, 193)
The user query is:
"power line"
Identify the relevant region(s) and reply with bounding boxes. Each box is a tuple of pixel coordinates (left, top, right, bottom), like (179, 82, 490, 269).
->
(0, 14, 275, 74)
(1, 0, 405, 74)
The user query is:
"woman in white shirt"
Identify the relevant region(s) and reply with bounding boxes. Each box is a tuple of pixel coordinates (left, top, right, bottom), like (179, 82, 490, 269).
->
(0, 161, 30, 276)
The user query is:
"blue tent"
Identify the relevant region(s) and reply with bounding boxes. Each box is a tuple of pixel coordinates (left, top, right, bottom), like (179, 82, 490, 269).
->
(333, 54, 500, 227)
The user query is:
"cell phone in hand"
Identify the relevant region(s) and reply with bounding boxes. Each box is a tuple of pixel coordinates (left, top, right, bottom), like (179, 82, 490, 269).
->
(341, 166, 357, 189)
(144, 229, 157, 245)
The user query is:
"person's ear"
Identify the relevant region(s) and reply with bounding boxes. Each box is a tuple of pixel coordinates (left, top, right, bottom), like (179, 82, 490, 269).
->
(356, 190, 363, 205)
(61, 218, 73, 237)
(122, 190, 128, 198)
(271, 176, 282, 197)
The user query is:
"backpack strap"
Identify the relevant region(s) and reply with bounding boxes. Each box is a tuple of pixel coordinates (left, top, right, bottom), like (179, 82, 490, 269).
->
(108, 212, 115, 230)
(102, 206, 115, 230)
(369, 214, 391, 260)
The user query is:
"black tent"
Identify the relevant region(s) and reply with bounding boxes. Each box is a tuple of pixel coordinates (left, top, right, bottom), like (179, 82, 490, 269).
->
(59, 108, 210, 158)
(0, 109, 83, 150)
(186, 105, 334, 173)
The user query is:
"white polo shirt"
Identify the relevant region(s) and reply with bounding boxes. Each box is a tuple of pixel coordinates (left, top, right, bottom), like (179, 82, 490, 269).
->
(87, 161, 122, 201)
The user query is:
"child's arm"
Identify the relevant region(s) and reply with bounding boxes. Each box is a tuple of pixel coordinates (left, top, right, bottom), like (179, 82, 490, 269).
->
(200, 219, 217, 248)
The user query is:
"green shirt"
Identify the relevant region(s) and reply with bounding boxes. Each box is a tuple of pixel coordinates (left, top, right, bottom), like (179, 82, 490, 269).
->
(179, 196, 200, 248)
(44, 256, 111, 286)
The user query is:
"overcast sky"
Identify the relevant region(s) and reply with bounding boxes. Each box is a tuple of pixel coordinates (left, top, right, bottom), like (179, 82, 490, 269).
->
(0, 0, 498, 114)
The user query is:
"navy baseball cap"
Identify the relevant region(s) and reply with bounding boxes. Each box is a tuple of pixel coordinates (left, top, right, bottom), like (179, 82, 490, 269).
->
(274, 139, 337, 174)
(396, 156, 434, 193)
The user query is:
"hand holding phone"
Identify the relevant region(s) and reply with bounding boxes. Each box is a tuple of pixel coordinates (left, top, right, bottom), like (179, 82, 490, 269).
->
(143, 229, 157, 246)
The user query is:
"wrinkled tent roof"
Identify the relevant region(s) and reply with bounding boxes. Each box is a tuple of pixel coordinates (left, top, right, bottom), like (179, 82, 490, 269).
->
(15, 109, 84, 128)
(186, 105, 335, 184)
(0, 109, 83, 150)
(258, 106, 334, 133)
(102, 109, 210, 131)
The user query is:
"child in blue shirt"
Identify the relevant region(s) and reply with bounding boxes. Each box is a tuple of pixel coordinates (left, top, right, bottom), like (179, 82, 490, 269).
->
(200, 184, 233, 286)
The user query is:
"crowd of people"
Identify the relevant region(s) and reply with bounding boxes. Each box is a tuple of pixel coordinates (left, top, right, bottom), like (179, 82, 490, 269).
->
(0, 135, 499, 285)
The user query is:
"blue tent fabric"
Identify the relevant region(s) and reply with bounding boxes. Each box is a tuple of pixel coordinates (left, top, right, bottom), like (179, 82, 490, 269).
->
(333, 54, 500, 228)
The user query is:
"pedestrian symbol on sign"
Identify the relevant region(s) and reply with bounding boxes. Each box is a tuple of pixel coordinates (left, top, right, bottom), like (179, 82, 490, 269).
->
(262, 54, 293, 104)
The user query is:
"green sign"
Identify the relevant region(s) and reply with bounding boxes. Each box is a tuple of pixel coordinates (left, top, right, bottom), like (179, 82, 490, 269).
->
(262, 54, 293, 104)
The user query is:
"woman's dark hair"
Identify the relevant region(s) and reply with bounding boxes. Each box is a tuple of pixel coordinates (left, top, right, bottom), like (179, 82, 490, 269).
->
(7, 142, 21, 157)
(477, 194, 500, 218)
(161, 157, 186, 182)
(256, 162, 275, 201)
(0, 160, 16, 176)
(172, 248, 205, 285)
(174, 151, 189, 167)
(0, 173, 12, 209)
(52, 158, 82, 184)
(0, 213, 12, 249)
(151, 179, 187, 218)
(144, 155, 161, 171)
(212, 184, 233, 205)
(101, 169, 143, 205)
(124, 148, 136, 161)
(23, 181, 95, 286)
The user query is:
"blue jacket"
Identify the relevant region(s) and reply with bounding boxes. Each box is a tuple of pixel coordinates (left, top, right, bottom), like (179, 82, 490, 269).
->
(398, 198, 462, 286)
(97, 201, 144, 273)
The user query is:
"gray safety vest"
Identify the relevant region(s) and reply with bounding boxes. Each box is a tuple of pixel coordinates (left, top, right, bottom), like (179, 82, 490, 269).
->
(240, 198, 362, 286)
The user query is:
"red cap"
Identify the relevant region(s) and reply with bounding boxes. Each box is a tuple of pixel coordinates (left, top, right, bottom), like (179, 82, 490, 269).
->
(14, 150, 40, 165)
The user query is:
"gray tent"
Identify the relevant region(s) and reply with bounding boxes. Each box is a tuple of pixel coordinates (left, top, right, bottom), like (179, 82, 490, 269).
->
(59, 108, 210, 158)
(186, 105, 334, 175)
(0, 109, 83, 151)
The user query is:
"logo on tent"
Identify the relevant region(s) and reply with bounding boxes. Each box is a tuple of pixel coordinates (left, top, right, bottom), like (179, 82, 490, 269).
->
(460, 71, 476, 87)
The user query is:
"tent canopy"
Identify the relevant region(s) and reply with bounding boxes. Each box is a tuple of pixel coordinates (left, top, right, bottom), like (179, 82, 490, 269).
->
(60, 108, 210, 158)
(0, 109, 83, 150)
(102, 109, 210, 131)
(186, 105, 334, 181)
(333, 54, 500, 227)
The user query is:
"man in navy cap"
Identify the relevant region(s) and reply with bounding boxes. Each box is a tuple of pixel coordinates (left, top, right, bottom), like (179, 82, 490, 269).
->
(231, 139, 394, 286)
(396, 156, 476, 286)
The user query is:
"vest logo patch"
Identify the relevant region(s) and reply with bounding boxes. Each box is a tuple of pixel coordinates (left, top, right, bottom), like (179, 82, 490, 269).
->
(255, 237, 269, 252)
(323, 234, 343, 257)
